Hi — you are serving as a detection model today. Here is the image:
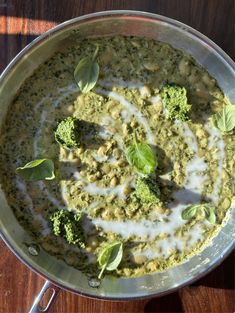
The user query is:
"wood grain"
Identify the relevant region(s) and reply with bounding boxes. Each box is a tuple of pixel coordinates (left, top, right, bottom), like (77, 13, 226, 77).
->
(0, 1, 234, 312)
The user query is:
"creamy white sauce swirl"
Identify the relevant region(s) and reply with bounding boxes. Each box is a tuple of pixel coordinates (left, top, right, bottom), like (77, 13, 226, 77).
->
(17, 79, 225, 257)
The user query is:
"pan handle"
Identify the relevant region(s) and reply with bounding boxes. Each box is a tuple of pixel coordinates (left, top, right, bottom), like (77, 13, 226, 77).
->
(28, 280, 60, 313)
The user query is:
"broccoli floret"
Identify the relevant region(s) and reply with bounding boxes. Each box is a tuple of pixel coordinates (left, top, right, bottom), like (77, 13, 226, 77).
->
(50, 210, 85, 247)
(160, 84, 191, 121)
(135, 176, 161, 204)
(54, 117, 80, 148)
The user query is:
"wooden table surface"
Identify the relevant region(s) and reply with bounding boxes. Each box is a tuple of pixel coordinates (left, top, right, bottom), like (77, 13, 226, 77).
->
(0, 1, 234, 312)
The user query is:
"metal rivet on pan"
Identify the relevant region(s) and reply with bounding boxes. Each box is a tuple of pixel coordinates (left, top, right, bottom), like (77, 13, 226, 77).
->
(88, 278, 101, 288)
(28, 244, 40, 256)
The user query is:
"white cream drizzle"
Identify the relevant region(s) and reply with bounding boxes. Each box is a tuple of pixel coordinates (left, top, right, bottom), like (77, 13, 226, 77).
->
(93, 155, 118, 164)
(134, 248, 161, 260)
(33, 110, 49, 158)
(92, 200, 189, 240)
(97, 128, 112, 140)
(173, 123, 208, 204)
(120, 109, 131, 122)
(60, 165, 134, 206)
(15, 177, 50, 236)
(33, 84, 77, 158)
(33, 83, 156, 211)
(26, 79, 226, 261)
(32, 85, 79, 209)
(181, 122, 198, 153)
(204, 123, 225, 203)
(93, 155, 108, 162)
(60, 184, 70, 208)
(99, 78, 144, 95)
(101, 115, 115, 127)
(74, 168, 131, 199)
(97, 88, 155, 145)
(151, 95, 161, 104)
(84, 183, 124, 198)
(99, 115, 124, 148)
(186, 224, 204, 247)
(37, 181, 66, 210)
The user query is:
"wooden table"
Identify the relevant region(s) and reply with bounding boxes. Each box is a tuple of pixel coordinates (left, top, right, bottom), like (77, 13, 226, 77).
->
(0, 1, 234, 312)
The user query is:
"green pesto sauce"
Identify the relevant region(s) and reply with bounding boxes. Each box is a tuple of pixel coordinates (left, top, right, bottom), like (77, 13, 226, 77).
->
(135, 177, 161, 204)
(160, 84, 191, 121)
(50, 210, 85, 247)
(54, 116, 80, 148)
(0, 36, 234, 278)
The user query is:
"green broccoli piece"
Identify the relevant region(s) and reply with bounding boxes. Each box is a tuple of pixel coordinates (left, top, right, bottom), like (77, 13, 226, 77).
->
(135, 176, 161, 204)
(50, 210, 85, 247)
(54, 117, 80, 148)
(160, 84, 191, 121)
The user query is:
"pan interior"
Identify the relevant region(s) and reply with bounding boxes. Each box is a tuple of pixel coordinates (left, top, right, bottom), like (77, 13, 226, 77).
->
(0, 11, 234, 299)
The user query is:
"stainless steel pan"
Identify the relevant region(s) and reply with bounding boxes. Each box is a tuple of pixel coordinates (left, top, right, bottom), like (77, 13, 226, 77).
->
(0, 10, 235, 313)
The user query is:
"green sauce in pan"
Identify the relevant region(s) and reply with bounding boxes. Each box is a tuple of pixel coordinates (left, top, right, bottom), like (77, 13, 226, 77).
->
(0, 36, 234, 278)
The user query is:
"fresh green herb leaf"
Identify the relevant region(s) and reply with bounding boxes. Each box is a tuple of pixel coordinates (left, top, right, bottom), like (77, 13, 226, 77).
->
(54, 116, 80, 148)
(50, 210, 85, 247)
(202, 205, 216, 224)
(125, 137, 157, 175)
(98, 241, 123, 279)
(16, 159, 55, 181)
(213, 105, 235, 132)
(181, 203, 217, 224)
(181, 204, 199, 220)
(160, 84, 191, 121)
(74, 46, 99, 93)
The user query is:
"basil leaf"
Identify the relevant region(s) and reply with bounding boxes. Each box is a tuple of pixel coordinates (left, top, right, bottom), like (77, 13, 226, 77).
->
(181, 204, 199, 220)
(213, 105, 235, 132)
(181, 203, 217, 224)
(16, 159, 55, 181)
(74, 47, 99, 93)
(203, 205, 216, 224)
(97, 241, 123, 279)
(125, 142, 157, 175)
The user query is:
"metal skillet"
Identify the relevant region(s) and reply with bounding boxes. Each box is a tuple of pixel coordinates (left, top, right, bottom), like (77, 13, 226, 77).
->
(0, 10, 234, 313)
